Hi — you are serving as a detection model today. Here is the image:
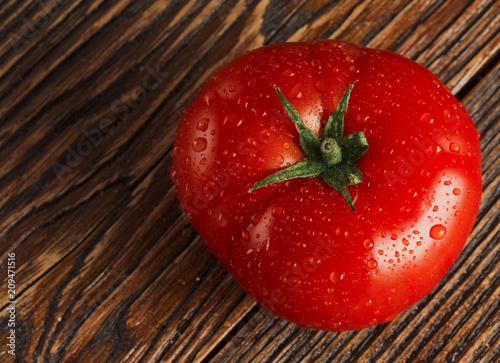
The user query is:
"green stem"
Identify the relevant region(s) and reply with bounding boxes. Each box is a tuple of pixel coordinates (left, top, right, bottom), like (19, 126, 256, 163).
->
(248, 85, 368, 212)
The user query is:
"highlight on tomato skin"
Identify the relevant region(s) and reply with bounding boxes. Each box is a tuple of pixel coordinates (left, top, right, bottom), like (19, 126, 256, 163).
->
(170, 39, 482, 331)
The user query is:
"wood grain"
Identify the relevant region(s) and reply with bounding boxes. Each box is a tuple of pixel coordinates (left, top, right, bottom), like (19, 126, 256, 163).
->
(0, 0, 498, 362)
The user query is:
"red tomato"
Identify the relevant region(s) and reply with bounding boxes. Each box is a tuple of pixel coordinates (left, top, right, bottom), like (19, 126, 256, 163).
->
(171, 40, 482, 331)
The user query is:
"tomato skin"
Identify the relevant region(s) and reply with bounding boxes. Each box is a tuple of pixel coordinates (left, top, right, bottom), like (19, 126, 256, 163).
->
(171, 40, 482, 331)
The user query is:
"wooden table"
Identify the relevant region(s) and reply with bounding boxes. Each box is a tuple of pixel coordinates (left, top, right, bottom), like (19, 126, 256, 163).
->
(0, 1, 498, 362)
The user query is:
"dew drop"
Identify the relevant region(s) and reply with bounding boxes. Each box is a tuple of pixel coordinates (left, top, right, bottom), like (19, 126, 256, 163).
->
(391, 234, 397, 240)
(363, 239, 374, 250)
(217, 213, 228, 227)
(331, 95, 340, 108)
(271, 206, 284, 217)
(282, 142, 290, 150)
(242, 230, 250, 241)
(276, 155, 284, 164)
(378, 249, 384, 255)
(311, 59, 321, 69)
(402, 238, 409, 246)
(367, 259, 378, 269)
(330, 271, 344, 283)
(192, 137, 207, 152)
(453, 188, 461, 195)
(420, 113, 434, 124)
(204, 90, 218, 105)
(444, 180, 452, 185)
(449, 143, 460, 153)
(430, 224, 446, 240)
(433, 206, 439, 212)
(196, 118, 209, 132)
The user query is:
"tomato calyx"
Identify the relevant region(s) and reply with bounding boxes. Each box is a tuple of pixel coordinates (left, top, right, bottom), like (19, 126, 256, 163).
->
(248, 84, 368, 212)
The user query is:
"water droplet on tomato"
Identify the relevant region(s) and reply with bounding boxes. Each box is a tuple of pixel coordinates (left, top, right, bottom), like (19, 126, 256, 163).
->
(200, 158, 207, 165)
(282, 142, 290, 150)
(391, 234, 397, 240)
(192, 137, 207, 152)
(196, 118, 209, 131)
(378, 249, 384, 255)
(453, 188, 461, 195)
(276, 155, 284, 164)
(331, 94, 340, 108)
(363, 239, 374, 250)
(367, 259, 377, 269)
(217, 213, 228, 227)
(430, 224, 446, 240)
(311, 59, 321, 69)
(402, 238, 409, 246)
(242, 230, 250, 241)
(330, 271, 344, 283)
(435, 145, 443, 154)
(420, 113, 434, 124)
(444, 180, 451, 185)
(271, 206, 284, 217)
(204, 90, 218, 105)
(449, 143, 460, 153)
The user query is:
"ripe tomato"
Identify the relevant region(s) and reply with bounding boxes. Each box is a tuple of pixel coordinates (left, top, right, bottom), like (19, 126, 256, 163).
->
(171, 40, 481, 331)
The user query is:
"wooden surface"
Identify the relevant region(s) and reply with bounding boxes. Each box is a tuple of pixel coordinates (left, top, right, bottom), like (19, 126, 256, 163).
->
(0, 0, 499, 362)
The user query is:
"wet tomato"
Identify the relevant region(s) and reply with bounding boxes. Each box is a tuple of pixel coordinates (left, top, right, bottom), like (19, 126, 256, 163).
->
(171, 40, 481, 331)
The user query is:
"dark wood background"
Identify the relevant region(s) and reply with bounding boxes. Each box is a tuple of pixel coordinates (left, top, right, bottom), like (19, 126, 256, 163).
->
(0, 0, 498, 362)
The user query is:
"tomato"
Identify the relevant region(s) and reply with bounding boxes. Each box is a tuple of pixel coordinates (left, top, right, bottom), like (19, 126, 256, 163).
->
(171, 40, 482, 331)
